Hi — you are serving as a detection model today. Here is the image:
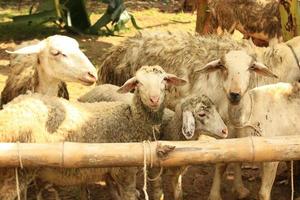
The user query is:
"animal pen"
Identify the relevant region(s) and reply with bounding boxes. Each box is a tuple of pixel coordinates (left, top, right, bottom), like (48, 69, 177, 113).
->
(2, 136, 300, 168)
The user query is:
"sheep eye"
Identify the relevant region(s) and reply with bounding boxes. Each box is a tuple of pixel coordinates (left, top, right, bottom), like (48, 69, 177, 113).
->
(219, 64, 226, 70)
(249, 65, 256, 70)
(51, 50, 66, 57)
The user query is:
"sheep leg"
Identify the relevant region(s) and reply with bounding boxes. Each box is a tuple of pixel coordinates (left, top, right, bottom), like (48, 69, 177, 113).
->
(106, 173, 122, 200)
(111, 167, 138, 200)
(148, 167, 163, 200)
(170, 167, 187, 200)
(258, 162, 279, 200)
(232, 163, 250, 199)
(208, 163, 227, 200)
(80, 185, 89, 200)
(0, 168, 36, 200)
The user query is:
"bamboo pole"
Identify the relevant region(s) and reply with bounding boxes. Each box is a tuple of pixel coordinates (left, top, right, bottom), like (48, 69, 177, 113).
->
(1, 136, 300, 168)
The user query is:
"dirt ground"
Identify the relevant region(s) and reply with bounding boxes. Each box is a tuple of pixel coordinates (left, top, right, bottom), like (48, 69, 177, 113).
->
(0, 1, 298, 200)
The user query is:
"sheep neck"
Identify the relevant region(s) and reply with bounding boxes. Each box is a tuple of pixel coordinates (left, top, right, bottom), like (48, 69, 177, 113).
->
(131, 90, 164, 126)
(165, 113, 185, 141)
(35, 62, 60, 96)
(228, 92, 252, 127)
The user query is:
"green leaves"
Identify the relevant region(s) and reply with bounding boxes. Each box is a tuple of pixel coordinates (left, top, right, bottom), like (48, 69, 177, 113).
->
(9, 0, 141, 36)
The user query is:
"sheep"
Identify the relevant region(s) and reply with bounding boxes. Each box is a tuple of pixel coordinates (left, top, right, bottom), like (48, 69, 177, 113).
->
(208, 0, 282, 46)
(79, 85, 228, 200)
(78, 84, 132, 104)
(0, 35, 98, 107)
(96, 31, 300, 199)
(96, 31, 289, 116)
(208, 35, 300, 200)
(0, 65, 186, 200)
(227, 82, 300, 200)
(149, 95, 228, 200)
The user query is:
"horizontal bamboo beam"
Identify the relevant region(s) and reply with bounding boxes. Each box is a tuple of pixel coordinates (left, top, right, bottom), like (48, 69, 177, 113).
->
(0, 136, 300, 168)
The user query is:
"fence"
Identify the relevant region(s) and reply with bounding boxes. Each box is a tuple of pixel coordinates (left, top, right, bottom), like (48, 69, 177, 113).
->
(1, 135, 300, 168)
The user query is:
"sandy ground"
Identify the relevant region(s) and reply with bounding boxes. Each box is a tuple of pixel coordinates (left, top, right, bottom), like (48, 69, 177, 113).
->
(0, 1, 298, 199)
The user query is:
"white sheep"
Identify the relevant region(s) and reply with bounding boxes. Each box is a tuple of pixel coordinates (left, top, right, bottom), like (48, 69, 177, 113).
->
(227, 82, 300, 200)
(96, 31, 300, 199)
(97, 31, 300, 111)
(0, 65, 186, 200)
(1, 35, 98, 107)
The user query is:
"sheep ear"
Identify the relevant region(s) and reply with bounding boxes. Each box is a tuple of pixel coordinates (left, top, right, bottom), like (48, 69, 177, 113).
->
(250, 61, 278, 78)
(117, 77, 138, 93)
(164, 74, 187, 86)
(195, 59, 223, 73)
(182, 111, 195, 140)
(6, 41, 45, 55)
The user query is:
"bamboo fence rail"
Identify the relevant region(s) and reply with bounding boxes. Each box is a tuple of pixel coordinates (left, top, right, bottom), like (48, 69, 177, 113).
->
(0, 136, 300, 168)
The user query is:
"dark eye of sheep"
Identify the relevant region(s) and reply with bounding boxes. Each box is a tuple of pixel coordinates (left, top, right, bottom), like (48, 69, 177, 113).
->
(51, 50, 67, 57)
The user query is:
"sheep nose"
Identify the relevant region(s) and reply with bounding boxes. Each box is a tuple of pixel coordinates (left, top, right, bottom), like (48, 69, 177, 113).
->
(221, 127, 228, 138)
(229, 92, 241, 104)
(150, 96, 160, 104)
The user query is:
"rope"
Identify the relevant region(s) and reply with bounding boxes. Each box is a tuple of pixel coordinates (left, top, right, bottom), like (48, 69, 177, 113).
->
(147, 167, 164, 182)
(16, 141, 23, 200)
(249, 135, 255, 163)
(61, 142, 65, 168)
(287, 44, 300, 71)
(233, 92, 262, 137)
(291, 161, 294, 200)
(17, 141, 23, 169)
(142, 141, 150, 200)
(15, 168, 21, 200)
(147, 126, 164, 181)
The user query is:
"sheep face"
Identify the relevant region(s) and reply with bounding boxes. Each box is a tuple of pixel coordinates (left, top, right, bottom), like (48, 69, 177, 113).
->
(181, 95, 228, 139)
(118, 65, 186, 111)
(198, 50, 277, 105)
(7, 35, 97, 86)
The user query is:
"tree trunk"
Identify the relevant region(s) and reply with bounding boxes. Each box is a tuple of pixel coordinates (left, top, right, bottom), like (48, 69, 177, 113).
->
(195, 0, 209, 34)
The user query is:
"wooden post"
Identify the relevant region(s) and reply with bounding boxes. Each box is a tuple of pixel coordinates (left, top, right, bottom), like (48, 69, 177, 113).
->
(279, 0, 300, 41)
(195, 0, 209, 34)
(0, 136, 300, 168)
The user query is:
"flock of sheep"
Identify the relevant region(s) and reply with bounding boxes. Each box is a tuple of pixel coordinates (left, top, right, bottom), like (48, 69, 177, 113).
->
(0, 1, 299, 200)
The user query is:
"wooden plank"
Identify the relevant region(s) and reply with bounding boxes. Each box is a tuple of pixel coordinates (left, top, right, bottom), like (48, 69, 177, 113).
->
(0, 136, 300, 168)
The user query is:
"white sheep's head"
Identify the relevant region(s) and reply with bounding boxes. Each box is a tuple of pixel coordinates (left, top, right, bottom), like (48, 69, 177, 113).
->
(180, 95, 228, 140)
(197, 50, 277, 104)
(117, 65, 187, 111)
(6, 35, 97, 86)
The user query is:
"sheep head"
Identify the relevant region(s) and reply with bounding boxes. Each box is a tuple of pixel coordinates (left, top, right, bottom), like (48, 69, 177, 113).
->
(6, 35, 97, 86)
(118, 65, 187, 111)
(180, 95, 228, 139)
(197, 50, 277, 105)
